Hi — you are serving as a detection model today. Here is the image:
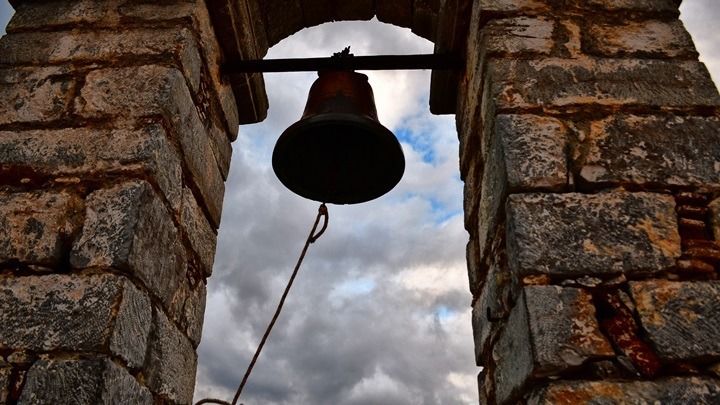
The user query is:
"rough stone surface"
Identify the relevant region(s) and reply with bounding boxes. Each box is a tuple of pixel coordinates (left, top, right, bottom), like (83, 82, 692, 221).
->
(630, 280, 720, 362)
(507, 192, 681, 278)
(262, 0, 304, 46)
(0, 364, 8, 403)
(482, 17, 554, 56)
(0, 66, 74, 125)
(584, 20, 697, 59)
(494, 286, 613, 403)
(181, 188, 217, 277)
(0, 274, 151, 369)
(412, 0, 439, 41)
(583, 0, 679, 13)
(487, 59, 720, 112)
(526, 377, 720, 404)
(376, 0, 413, 27)
(208, 123, 233, 180)
(466, 239, 480, 296)
(711, 198, 720, 241)
(144, 308, 197, 404)
(170, 279, 207, 348)
(77, 65, 225, 227)
(0, 124, 183, 210)
(472, 260, 507, 362)
(19, 358, 152, 405)
(0, 190, 83, 266)
(70, 181, 187, 310)
(577, 115, 720, 189)
(0, 28, 202, 91)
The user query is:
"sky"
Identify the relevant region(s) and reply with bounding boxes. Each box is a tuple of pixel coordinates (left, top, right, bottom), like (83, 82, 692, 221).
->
(0, 2, 719, 404)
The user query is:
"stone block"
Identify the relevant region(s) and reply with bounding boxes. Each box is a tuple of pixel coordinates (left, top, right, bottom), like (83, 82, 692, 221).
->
(577, 115, 720, 189)
(144, 308, 197, 404)
(584, 20, 696, 59)
(0, 274, 151, 369)
(492, 114, 568, 191)
(261, 0, 304, 46)
(19, 358, 152, 405)
(482, 17, 554, 56)
(472, 260, 508, 363)
(466, 239, 481, 296)
(486, 58, 720, 112)
(70, 181, 187, 310)
(507, 192, 681, 278)
(576, 115, 720, 187)
(208, 123, 233, 180)
(710, 198, 720, 241)
(0, 28, 202, 92)
(181, 188, 217, 277)
(77, 65, 225, 226)
(170, 279, 207, 348)
(377, 0, 413, 28)
(526, 377, 720, 404)
(0, 190, 83, 267)
(0, 124, 183, 211)
(0, 67, 75, 125)
(477, 114, 567, 253)
(494, 286, 613, 403)
(412, 0, 439, 41)
(630, 280, 720, 362)
(6, 1, 117, 32)
(476, 0, 549, 17)
(463, 157, 480, 234)
(583, 0, 679, 13)
(0, 363, 8, 403)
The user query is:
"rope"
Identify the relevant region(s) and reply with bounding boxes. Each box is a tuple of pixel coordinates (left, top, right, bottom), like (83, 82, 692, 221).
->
(195, 203, 329, 405)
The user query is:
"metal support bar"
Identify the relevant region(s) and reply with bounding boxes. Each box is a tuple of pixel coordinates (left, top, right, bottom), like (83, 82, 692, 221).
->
(227, 53, 463, 73)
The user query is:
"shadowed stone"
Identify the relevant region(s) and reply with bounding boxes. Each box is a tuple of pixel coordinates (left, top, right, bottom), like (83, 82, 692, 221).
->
(584, 20, 696, 58)
(708, 198, 720, 241)
(630, 280, 720, 362)
(494, 286, 613, 403)
(0, 66, 75, 125)
(507, 192, 681, 278)
(0, 274, 151, 369)
(19, 359, 152, 405)
(70, 181, 186, 310)
(143, 308, 197, 404)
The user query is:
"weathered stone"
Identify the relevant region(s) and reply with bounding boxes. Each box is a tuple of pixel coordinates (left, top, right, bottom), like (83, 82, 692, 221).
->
(710, 198, 720, 241)
(70, 181, 187, 310)
(144, 308, 197, 404)
(487, 58, 720, 112)
(630, 280, 720, 362)
(412, 0, 439, 41)
(578, 115, 720, 189)
(506, 192, 681, 278)
(482, 17, 554, 56)
(181, 188, 217, 277)
(6, 1, 118, 32)
(377, 0, 413, 28)
(0, 28, 202, 92)
(494, 286, 613, 403)
(476, 0, 549, 17)
(0, 190, 83, 266)
(526, 377, 720, 404)
(0, 364, 8, 403)
(19, 358, 152, 405)
(477, 114, 567, 253)
(0, 274, 151, 369)
(170, 279, 207, 348)
(472, 260, 507, 363)
(0, 124, 183, 211)
(0, 67, 74, 125)
(466, 239, 481, 296)
(493, 114, 567, 191)
(208, 123, 233, 180)
(77, 65, 225, 226)
(583, 0, 679, 13)
(584, 20, 696, 59)
(261, 0, 304, 46)
(463, 157, 480, 234)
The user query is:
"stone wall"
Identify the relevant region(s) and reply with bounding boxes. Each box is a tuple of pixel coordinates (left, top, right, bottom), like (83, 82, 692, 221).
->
(460, 0, 720, 402)
(0, 0, 236, 403)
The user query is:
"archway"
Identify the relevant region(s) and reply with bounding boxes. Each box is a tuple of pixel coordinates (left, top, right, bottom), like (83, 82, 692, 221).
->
(194, 19, 476, 404)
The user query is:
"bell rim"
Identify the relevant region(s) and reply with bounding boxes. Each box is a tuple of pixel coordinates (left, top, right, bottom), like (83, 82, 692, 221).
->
(272, 113, 405, 205)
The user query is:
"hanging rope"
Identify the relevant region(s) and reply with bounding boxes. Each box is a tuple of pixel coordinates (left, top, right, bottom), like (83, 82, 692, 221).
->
(195, 203, 329, 405)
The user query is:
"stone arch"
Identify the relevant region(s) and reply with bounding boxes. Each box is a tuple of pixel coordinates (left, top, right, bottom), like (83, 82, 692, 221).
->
(208, 0, 469, 124)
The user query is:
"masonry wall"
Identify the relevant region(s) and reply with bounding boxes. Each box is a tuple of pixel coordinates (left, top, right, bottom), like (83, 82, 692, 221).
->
(460, 0, 720, 402)
(0, 1, 237, 403)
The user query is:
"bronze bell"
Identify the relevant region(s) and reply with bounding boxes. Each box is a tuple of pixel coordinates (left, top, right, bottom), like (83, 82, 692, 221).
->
(272, 70, 405, 205)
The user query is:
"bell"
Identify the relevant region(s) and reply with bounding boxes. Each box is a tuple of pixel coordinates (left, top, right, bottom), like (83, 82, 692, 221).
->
(272, 70, 405, 205)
